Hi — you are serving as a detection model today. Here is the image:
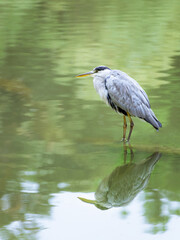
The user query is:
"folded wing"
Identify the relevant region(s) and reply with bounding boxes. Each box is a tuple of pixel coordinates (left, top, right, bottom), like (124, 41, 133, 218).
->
(105, 71, 162, 130)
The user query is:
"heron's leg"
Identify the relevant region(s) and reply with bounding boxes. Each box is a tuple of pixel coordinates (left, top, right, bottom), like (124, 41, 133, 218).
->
(122, 115, 127, 141)
(127, 113, 134, 142)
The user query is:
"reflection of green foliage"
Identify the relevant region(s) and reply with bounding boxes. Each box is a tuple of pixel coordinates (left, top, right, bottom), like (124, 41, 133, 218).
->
(143, 191, 170, 234)
(0, 0, 179, 149)
(0, 0, 180, 238)
(120, 210, 129, 219)
(142, 151, 180, 233)
(144, 191, 169, 222)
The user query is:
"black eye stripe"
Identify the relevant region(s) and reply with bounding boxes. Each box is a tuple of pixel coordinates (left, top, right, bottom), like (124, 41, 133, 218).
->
(94, 66, 111, 72)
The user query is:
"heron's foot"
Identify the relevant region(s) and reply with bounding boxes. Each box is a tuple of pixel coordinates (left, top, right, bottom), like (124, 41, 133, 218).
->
(121, 138, 129, 143)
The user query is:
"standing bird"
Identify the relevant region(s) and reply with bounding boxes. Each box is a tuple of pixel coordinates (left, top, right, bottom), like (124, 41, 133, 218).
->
(76, 66, 162, 141)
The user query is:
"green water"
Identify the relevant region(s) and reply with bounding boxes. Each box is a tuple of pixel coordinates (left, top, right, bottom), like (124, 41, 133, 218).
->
(0, 0, 180, 239)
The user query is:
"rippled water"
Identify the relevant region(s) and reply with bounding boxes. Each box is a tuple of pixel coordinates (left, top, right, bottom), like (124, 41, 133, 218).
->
(0, 0, 180, 239)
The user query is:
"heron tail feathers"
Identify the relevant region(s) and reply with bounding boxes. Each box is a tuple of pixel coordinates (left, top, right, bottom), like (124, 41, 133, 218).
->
(144, 110, 162, 130)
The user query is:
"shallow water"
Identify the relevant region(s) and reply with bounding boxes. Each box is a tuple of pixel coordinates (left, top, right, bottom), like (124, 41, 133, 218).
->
(0, 0, 180, 239)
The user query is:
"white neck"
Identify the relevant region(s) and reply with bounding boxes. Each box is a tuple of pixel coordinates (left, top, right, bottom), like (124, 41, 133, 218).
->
(93, 71, 110, 104)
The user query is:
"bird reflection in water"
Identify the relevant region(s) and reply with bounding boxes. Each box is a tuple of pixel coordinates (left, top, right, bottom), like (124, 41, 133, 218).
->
(78, 147, 161, 210)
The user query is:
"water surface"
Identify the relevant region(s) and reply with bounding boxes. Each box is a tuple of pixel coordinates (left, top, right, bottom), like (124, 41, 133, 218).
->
(0, 0, 180, 239)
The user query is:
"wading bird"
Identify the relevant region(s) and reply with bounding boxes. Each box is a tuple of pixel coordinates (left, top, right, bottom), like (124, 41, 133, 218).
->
(76, 66, 162, 141)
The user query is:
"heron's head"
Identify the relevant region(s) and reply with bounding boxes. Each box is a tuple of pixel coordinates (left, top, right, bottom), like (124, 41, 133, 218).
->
(76, 66, 111, 78)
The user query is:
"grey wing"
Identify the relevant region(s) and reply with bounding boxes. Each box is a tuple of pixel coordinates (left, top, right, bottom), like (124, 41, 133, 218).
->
(106, 71, 161, 129)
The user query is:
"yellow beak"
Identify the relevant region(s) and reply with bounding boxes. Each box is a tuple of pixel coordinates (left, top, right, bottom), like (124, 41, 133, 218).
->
(76, 70, 94, 77)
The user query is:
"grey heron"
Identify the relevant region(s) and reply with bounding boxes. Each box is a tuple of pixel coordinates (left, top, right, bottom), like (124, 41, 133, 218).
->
(76, 66, 162, 141)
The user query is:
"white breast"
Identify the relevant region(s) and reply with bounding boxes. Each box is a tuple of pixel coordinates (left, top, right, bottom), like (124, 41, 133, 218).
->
(93, 76, 108, 104)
